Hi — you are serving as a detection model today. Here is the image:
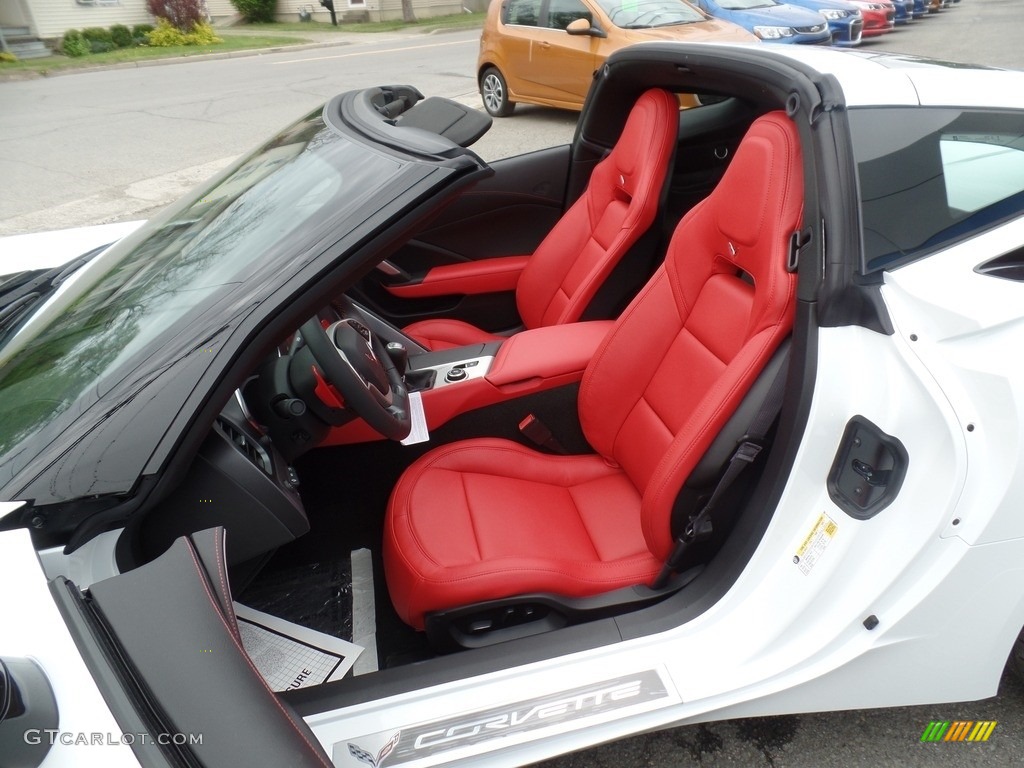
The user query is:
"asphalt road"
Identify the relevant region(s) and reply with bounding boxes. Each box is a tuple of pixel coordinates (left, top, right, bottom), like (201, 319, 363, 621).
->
(2, 2, 1024, 766)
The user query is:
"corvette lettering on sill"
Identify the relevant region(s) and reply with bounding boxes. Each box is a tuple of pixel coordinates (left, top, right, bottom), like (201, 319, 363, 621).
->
(337, 669, 678, 767)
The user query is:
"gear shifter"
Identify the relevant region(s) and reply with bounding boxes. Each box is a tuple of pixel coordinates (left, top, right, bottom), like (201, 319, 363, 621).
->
(385, 341, 409, 378)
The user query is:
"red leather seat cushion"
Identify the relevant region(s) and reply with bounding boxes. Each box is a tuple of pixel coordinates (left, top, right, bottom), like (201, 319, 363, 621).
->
(384, 438, 662, 629)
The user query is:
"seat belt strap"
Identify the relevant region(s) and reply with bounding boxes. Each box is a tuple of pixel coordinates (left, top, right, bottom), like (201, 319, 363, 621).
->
(652, 352, 790, 589)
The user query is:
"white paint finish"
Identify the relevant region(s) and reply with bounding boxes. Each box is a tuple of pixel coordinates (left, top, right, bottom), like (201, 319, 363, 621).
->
(0, 529, 140, 768)
(0, 219, 143, 272)
(883, 217, 1024, 547)
(36, 529, 123, 588)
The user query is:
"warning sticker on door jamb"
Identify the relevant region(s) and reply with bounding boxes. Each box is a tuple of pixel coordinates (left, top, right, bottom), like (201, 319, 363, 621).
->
(793, 513, 838, 575)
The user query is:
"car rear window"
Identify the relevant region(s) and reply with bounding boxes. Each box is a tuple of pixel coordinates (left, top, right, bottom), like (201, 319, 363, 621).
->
(849, 107, 1024, 273)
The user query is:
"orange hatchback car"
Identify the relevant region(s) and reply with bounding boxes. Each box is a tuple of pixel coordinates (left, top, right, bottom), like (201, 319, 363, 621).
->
(477, 0, 757, 116)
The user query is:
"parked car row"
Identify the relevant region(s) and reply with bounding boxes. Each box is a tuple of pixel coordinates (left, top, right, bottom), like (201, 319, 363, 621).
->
(477, 0, 962, 116)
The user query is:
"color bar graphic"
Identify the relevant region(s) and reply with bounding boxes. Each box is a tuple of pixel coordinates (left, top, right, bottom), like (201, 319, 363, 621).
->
(920, 721, 996, 742)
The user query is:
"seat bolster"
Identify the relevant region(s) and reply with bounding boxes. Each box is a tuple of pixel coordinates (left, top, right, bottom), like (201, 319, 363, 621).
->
(383, 438, 661, 629)
(639, 324, 793, 560)
(516, 88, 679, 330)
(402, 318, 506, 351)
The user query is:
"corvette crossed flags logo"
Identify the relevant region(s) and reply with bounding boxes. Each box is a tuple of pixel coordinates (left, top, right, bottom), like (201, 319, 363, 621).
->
(348, 731, 401, 768)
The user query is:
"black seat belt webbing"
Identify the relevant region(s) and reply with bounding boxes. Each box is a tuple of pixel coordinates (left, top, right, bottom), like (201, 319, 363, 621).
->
(651, 352, 790, 589)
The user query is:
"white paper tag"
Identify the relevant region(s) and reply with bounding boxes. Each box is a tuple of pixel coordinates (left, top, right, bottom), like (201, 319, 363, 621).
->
(400, 390, 430, 446)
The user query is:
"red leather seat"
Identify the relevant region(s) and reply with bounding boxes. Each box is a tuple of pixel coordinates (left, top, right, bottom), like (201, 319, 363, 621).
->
(384, 112, 803, 629)
(403, 88, 680, 351)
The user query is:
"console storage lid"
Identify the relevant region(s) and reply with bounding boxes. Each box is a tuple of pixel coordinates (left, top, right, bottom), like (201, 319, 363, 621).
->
(485, 321, 614, 388)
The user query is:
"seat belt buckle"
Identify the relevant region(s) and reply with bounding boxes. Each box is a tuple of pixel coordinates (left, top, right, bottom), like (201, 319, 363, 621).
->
(519, 414, 567, 454)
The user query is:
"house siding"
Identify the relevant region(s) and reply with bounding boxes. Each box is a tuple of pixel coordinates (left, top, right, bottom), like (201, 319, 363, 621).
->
(26, 0, 156, 39)
(368, 0, 464, 22)
(206, 0, 465, 24)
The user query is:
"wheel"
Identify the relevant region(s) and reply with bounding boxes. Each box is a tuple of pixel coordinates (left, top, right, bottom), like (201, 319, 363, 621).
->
(1010, 625, 1024, 683)
(480, 67, 515, 118)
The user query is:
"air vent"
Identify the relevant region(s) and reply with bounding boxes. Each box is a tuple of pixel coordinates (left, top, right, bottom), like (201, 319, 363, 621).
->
(976, 246, 1024, 282)
(217, 418, 272, 476)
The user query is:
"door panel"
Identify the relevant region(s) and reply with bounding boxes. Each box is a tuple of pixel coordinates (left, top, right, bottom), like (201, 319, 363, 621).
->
(533, 0, 600, 104)
(352, 144, 572, 330)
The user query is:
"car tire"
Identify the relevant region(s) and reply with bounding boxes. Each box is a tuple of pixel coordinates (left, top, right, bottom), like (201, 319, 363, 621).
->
(480, 67, 515, 118)
(1010, 626, 1024, 682)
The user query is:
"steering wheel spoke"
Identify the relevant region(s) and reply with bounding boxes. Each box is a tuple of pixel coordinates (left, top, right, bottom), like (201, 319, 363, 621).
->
(299, 311, 411, 441)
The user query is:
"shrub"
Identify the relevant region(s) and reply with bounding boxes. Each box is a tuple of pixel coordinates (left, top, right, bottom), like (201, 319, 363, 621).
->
(146, 18, 187, 46)
(186, 22, 222, 45)
(132, 23, 155, 46)
(61, 29, 91, 57)
(231, 0, 277, 24)
(0, 51, 17, 63)
(147, 0, 207, 32)
(110, 24, 134, 48)
(81, 27, 114, 45)
(89, 40, 116, 54)
(145, 18, 222, 47)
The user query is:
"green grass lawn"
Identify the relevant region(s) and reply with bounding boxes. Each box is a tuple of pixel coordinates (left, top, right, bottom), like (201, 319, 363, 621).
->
(0, 34, 307, 76)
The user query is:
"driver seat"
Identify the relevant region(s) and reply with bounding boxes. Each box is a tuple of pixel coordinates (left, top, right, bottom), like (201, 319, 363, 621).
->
(383, 111, 803, 631)
(402, 88, 679, 350)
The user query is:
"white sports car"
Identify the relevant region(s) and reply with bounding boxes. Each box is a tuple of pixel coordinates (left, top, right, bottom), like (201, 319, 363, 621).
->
(2, 42, 1024, 768)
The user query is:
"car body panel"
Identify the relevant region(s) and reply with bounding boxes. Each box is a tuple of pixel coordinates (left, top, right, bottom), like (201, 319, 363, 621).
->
(783, 0, 864, 45)
(0, 220, 144, 274)
(847, 0, 894, 35)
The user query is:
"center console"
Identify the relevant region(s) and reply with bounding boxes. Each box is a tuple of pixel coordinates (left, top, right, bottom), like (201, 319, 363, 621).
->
(323, 321, 613, 445)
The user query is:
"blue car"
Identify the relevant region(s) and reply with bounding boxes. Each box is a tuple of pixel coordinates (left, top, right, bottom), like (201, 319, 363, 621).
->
(890, 0, 913, 23)
(785, 0, 864, 45)
(690, 0, 831, 44)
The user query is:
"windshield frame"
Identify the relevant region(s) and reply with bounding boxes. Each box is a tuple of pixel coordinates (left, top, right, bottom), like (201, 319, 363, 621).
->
(0, 94, 488, 512)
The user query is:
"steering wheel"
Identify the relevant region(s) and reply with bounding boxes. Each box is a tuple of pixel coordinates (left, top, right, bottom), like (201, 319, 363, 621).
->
(299, 310, 411, 441)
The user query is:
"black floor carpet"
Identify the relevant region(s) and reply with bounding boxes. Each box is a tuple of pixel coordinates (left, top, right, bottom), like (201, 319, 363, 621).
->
(240, 558, 354, 641)
(241, 384, 590, 669)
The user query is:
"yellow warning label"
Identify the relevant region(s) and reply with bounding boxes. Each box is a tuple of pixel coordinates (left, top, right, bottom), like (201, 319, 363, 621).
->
(793, 513, 837, 575)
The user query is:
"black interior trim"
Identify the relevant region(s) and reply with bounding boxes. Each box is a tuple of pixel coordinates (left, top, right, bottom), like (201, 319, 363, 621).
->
(50, 578, 181, 768)
(90, 530, 334, 768)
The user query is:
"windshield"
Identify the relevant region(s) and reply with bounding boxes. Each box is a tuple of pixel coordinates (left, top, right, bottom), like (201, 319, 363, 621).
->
(716, 0, 778, 8)
(0, 109, 401, 463)
(596, 0, 706, 28)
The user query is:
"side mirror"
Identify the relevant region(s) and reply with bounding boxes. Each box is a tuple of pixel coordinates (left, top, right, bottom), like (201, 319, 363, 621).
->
(566, 17, 605, 37)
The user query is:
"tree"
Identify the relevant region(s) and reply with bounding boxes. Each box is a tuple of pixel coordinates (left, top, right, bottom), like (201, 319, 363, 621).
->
(147, 0, 207, 32)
